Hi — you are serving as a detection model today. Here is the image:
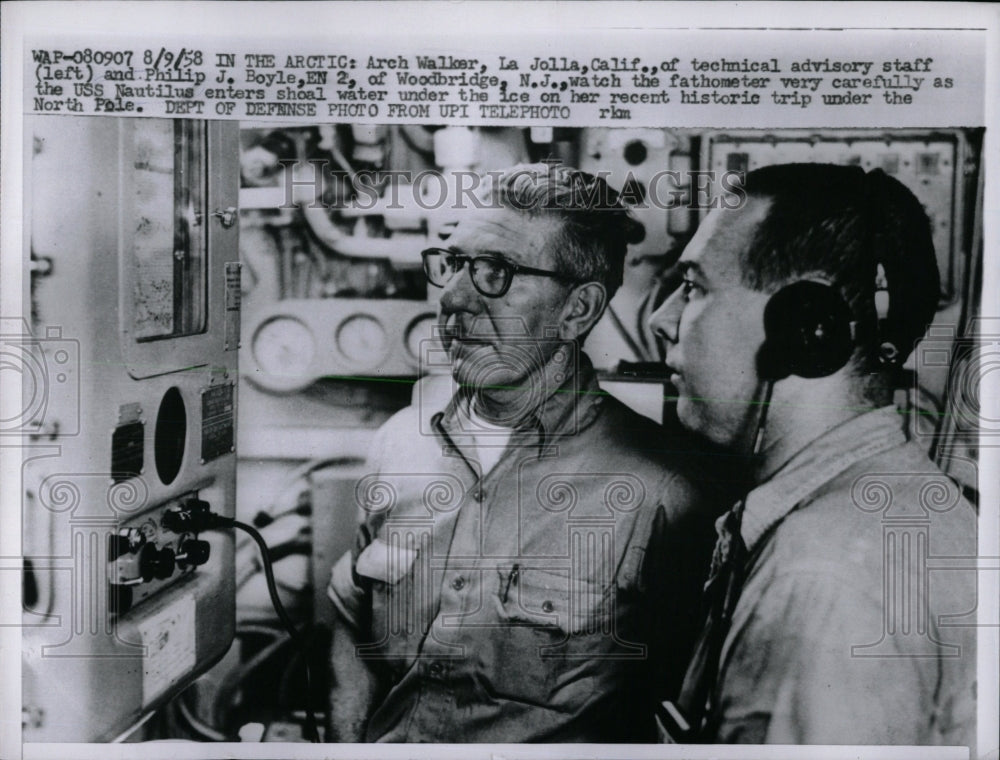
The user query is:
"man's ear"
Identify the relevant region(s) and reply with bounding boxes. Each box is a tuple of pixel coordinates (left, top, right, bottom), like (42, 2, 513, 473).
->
(559, 282, 607, 340)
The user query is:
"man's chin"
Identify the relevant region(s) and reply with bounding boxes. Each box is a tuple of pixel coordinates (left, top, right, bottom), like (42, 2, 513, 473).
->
(450, 356, 527, 396)
(675, 396, 695, 426)
(451, 352, 498, 389)
(676, 397, 712, 439)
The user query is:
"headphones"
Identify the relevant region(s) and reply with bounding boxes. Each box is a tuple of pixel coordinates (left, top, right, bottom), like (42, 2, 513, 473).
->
(756, 265, 896, 382)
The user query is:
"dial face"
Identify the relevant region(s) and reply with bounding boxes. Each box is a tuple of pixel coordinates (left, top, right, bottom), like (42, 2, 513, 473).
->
(252, 317, 316, 378)
(336, 314, 388, 365)
(405, 313, 438, 361)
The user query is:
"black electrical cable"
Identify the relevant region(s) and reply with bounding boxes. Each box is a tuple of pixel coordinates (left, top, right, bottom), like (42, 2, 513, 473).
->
(163, 506, 322, 742)
(605, 303, 650, 362)
(211, 633, 295, 731)
(230, 519, 321, 743)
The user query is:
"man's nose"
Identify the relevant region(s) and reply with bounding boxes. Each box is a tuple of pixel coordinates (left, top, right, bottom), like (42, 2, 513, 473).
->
(439, 263, 483, 314)
(648, 286, 685, 344)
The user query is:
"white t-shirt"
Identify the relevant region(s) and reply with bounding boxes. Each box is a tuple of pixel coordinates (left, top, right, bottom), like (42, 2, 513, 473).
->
(467, 400, 512, 475)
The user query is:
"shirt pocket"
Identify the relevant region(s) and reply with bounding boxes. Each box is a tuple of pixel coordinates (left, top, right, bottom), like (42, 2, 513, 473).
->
(501, 566, 612, 635)
(488, 565, 613, 702)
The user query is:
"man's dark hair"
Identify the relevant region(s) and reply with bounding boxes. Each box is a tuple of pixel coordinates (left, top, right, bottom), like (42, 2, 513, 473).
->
(488, 163, 638, 300)
(739, 163, 940, 399)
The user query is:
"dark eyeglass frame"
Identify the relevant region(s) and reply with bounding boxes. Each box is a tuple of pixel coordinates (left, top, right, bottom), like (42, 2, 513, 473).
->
(421, 247, 582, 298)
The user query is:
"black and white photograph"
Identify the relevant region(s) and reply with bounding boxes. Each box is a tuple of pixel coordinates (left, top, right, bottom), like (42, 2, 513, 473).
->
(1, 3, 997, 759)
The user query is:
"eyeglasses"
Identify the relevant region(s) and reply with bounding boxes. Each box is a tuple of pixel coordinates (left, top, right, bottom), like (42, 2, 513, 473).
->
(421, 247, 581, 298)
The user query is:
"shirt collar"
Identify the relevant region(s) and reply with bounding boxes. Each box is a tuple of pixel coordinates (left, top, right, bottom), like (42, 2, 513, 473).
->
(739, 405, 908, 550)
(432, 352, 605, 455)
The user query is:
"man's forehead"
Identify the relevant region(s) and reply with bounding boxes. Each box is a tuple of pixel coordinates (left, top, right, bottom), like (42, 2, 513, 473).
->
(679, 197, 771, 279)
(448, 207, 559, 260)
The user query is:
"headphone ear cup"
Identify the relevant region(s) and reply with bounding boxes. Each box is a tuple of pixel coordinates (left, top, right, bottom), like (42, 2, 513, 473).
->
(758, 281, 855, 381)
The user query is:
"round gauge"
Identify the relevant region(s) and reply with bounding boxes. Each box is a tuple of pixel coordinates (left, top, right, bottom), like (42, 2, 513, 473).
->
(252, 317, 316, 378)
(336, 314, 388, 365)
(405, 313, 439, 362)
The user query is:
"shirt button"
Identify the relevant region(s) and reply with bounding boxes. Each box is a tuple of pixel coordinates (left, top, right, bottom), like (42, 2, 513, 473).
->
(474, 489, 484, 502)
(541, 600, 555, 613)
(451, 576, 465, 591)
(428, 662, 443, 677)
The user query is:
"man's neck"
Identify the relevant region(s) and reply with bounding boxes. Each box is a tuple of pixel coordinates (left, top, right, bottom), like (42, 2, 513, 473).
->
(752, 377, 864, 485)
(472, 346, 580, 427)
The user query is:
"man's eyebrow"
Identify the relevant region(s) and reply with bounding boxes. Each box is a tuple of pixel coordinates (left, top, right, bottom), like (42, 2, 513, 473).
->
(446, 245, 514, 262)
(481, 249, 516, 261)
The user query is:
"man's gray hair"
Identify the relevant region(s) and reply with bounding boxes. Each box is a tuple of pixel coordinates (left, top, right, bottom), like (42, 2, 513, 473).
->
(485, 163, 638, 299)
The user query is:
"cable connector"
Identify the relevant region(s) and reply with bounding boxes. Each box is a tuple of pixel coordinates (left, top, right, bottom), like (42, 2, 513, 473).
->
(159, 497, 320, 742)
(161, 497, 233, 534)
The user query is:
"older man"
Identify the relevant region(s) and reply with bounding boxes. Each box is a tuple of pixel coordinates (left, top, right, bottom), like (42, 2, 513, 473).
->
(327, 163, 716, 742)
(650, 163, 978, 749)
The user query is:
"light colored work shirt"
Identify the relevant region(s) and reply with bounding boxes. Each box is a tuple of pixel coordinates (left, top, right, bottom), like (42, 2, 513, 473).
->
(709, 406, 978, 748)
(329, 360, 717, 742)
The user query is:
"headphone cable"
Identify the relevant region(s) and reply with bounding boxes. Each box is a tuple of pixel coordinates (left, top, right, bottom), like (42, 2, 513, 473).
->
(726, 378, 775, 549)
